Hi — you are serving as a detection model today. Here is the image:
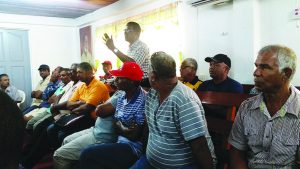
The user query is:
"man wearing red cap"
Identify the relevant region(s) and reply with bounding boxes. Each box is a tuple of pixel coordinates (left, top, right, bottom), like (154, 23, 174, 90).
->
(99, 60, 116, 95)
(55, 62, 147, 169)
(99, 60, 113, 81)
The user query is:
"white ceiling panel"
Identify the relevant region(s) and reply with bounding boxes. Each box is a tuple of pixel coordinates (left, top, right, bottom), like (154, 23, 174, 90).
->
(0, 0, 118, 18)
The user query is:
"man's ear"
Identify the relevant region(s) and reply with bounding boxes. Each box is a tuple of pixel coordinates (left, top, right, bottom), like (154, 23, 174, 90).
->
(282, 68, 292, 80)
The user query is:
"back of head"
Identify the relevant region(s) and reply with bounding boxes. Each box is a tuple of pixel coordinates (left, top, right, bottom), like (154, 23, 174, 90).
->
(258, 45, 297, 81)
(0, 91, 24, 168)
(151, 52, 176, 79)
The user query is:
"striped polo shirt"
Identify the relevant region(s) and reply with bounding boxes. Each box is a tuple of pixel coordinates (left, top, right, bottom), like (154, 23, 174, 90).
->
(111, 87, 146, 157)
(229, 86, 300, 169)
(145, 81, 216, 168)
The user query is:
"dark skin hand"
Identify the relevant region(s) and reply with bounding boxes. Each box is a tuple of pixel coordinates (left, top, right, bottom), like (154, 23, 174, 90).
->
(102, 33, 134, 62)
(31, 90, 43, 99)
(189, 136, 214, 169)
(103, 33, 115, 51)
(114, 120, 143, 141)
(230, 147, 248, 169)
(95, 102, 114, 118)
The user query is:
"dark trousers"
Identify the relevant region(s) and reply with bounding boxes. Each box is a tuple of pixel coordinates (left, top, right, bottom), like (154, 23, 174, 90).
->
(79, 143, 138, 169)
(21, 115, 94, 169)
(21, 116, 53, 168)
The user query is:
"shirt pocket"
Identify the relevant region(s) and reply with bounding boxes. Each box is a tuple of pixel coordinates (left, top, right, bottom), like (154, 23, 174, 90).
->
(245, 128, 259, 146)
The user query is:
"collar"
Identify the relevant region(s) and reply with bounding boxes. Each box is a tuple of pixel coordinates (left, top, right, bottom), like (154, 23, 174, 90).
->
(120, 87, 142, 105)
(129, 39, 140, 47)
(250, 86, 300, 118)
(85, 77, 97, 89)
(183, 76, 201, 85)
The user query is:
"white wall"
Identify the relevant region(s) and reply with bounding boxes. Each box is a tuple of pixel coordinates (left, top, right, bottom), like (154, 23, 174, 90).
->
(258, 0, 300, 85)
(1, 0, 300, 88)
(0, 13, 78, 88)
(181, 0, 300, 85)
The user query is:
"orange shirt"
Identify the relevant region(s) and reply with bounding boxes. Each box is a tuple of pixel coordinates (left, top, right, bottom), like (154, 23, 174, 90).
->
(69, 77, 109, 119)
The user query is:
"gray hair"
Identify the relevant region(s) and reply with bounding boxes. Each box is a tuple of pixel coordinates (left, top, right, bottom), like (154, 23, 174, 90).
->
(258, 45, 297, 81)
(183, 58, 198, 71)
(150, 51, 176, 79)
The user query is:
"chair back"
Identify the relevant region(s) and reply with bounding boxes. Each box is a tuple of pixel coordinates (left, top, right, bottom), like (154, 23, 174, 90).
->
(17, 89, 26, 110)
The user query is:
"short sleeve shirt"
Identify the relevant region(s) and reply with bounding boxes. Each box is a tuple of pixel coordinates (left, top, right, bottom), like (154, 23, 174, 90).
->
(198, 77, 243, 93)
(229, 86, 300, 169)
(31, 75, 50, 105)
(146, 81, 216, 168)
(69, 77, 110, 119)
(127, 40, 150, 79)
(2, 85, 22, 101)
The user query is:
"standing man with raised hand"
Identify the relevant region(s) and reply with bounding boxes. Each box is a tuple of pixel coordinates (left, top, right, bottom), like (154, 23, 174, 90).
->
(103, 22, 150, 87)
(229, 45, 300, 169)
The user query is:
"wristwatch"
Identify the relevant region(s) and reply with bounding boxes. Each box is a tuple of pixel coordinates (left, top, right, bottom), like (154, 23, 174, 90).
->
(113, 48, 119, 53)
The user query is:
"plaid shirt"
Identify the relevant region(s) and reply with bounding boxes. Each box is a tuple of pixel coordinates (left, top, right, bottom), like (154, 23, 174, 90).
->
(127, 40, 150, 79)
(229, 86, 300, 169)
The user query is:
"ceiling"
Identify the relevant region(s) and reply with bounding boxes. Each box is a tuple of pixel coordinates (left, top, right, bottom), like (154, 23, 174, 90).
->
(0, 0, 118, 18)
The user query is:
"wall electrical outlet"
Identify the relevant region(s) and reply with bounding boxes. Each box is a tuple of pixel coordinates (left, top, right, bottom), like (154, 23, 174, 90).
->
(291, 8, 300, 20)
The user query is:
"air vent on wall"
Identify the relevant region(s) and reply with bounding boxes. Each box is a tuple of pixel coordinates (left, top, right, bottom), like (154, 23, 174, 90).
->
(187, 0, 231, 7)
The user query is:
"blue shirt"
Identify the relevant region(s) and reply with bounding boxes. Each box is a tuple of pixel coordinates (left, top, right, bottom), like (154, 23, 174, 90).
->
(198, 77, 243, 93)
(93, 91, 121, 143)
(39, 80, 63, 108)
(112, 88, 146, 157)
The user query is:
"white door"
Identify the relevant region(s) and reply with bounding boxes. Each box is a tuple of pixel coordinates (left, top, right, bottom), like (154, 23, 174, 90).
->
(0, 29, 31, 108)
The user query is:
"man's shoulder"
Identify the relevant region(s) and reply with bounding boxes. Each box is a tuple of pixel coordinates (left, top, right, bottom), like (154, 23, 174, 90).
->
(239, 94, 261, 111)
(8, 85, 18, 90)
(134, 40, 148, 48)
(171, 82, 200, 102)
(224, 77, 243, 93)
(197, 79, 213, 91)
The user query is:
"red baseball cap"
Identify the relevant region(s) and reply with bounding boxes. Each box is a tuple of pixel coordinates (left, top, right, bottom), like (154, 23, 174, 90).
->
(102, 60, 112, 65)
(109, 62, 143, 81)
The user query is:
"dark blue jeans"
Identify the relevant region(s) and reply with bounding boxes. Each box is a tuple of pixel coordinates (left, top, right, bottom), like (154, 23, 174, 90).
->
(79, 143, 138, 169)
(130, 155, 198, 169)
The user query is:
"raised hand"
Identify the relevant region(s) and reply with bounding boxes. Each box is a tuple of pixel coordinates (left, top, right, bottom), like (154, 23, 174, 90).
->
(103, 33, 115, 51)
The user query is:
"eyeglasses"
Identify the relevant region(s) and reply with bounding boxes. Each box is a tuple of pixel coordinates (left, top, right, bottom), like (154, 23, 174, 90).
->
(124, 29, 134, 33)
(180, 66, 194, 70)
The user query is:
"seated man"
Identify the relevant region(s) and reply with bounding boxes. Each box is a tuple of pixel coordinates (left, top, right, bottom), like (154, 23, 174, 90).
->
(179, 58, 202, 91)
(26, 67, 75, 130)
(55, 62, 145, 169)
(99, 60, 116, 95)
(24, 66, 63, 121)
(229, 45, 300, 169)
(0, 73, 22, 102)
(46, 62, 110, 147)
(29, 65, 51, 105)
(20, 62, 109, 169)
(131, 52, 216, 169)
(198, 54, 243, 93)
(198, 54, 243, 119)
(99, 60, 113, 82)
